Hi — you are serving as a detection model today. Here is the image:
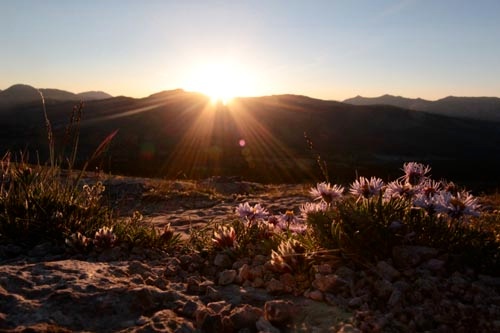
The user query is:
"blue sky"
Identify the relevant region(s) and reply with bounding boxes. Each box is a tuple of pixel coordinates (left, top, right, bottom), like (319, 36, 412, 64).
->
(1, 0, 499, 100)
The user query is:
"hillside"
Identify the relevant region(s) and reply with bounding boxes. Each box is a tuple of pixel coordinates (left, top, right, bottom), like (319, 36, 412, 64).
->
(344, 95, 500, 122)
(1, 90, 500, 188)
(0, 84, 112, 107)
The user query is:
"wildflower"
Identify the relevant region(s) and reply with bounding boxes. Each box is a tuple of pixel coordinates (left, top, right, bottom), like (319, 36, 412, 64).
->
(212, 226, 238, 249)
(310, 182, 344, 204)
(94, 226, 117, 249)
(300, 201, 327, 218)
(160, 223, 174, 243)
(236, 202, 269, 222)
(270, 239, 307, 273)
(435, 191, 480, 219)
(413, 192, 440, 215)
(276, 211, 307, 234)
(280, 210, 297, 225)
(65, 232, 90, 252)
(83, 181, 106, 207)
(402, 162, 431, 186)
(420, 179, 442, 198)
(286, 222, 308, 234)
(131, 210, 144, 223)
(349, 176, 384, 200)
(257, 220, 278, 239)
(385, 180, 419, 200)
(442, 180, 459, 195)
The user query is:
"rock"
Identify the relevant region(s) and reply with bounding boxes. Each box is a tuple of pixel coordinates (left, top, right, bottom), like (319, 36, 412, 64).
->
(226, 304, 263, 331)
(388, 289, 403, 307)
(238, 264, 253, 282)
(337, 324, 362, 333)
(219, 269, 237, 286)
(392, 246, 438, 269)
(308, 290, 324, 301)
(256, 316, 281, 333)
(97, 246, 123, 261)
(252, 254, 268, 266)
(196, 309, 224, 332)
(207, 301, 232, 315)
(335, 266, 355, 282)
(28, 242, 54, 257)
(374, 279, 393, 299)
(205, 285, 221, 301)
(376, 261, 400, 282)
(214, 253, 233, 268)
(164, 258, 182, 277)
(279, 273, 296, 293)
(312, 274, 346, 293)
(423, 258, 445, 272)
(252, 277, 265, 288)
(313, 263, 333, 275)
(128, 260, 153, 278)
(179, 300, 200, 319)
(478, 274, 500, 287)
(186, 276, 203, 294)
(348, 296, 364, 308)
(266, 278, 285, 294)
(264, 300, 298, 326)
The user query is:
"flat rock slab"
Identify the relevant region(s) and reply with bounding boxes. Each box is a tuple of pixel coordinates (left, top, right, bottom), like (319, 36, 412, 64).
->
(0, 258, 353, 332)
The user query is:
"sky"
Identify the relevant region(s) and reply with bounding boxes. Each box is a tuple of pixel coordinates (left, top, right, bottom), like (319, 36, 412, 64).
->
(1, 0, 500, 101)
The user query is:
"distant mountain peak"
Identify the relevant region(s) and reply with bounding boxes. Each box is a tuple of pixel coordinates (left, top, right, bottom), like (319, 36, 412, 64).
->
(344, 94, 500, 122)
(0, 84, 112, 107)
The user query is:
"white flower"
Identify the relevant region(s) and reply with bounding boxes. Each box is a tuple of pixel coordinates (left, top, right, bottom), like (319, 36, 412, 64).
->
(276, 210, 307, 234)
(349, 176, 384, 199)
(212, 226, 238, 249)
(413, 193, 440, 214)
(385, 180, 420, 200)
(434, 191, 480, 219)
(94, 226, 117, 249)
(300, 202, 328, 218)
(236, 202, 269, 222)
(279, 210, 297, 225)
(401, 162, 431, 186)
(420, 179, 442, 198)
(310, 182, 344, 204)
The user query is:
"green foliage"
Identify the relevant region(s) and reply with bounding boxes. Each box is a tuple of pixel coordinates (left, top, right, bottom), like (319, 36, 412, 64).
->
(306, 196, 408, 260)
(406, 210, 500, 274)
(0, 157, 112, 246)
(113, 214, 183, 251)
(305, 191, 500, 273)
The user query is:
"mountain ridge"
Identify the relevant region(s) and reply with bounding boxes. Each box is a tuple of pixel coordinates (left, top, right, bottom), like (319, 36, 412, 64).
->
(1, 88, 499, 188)
(0, 84, 112, 107)
(343, 94, 500, 121)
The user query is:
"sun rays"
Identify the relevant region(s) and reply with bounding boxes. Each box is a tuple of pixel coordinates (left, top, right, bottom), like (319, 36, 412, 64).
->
(163, 97, 314, 182)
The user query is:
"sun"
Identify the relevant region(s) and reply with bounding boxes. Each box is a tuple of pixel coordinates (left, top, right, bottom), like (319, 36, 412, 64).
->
(184, 62, 256, 104)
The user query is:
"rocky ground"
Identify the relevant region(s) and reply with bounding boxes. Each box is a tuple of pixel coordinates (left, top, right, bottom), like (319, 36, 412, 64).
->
(1, 176, 500, 332)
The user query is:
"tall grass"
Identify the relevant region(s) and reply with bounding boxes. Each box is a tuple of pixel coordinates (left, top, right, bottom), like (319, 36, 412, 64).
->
(0, 94, 181, 253)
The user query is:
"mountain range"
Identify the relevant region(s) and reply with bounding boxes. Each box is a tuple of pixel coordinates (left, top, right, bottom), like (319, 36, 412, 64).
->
(1, 85, 500, 189)
(343, 94, 500, 122)
(0, 84, 112, 107)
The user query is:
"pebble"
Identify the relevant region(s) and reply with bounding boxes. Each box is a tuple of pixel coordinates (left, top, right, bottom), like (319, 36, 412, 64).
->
(218, 269, 237, 286)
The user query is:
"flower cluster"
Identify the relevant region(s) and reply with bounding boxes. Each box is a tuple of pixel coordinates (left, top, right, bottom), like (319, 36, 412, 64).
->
(93, 226, 117, 250)
(310, 182, 344, 204)
(65, 232, 91, 252)
(402, 162, 431, 186)
(302, 162, 480, 221)
(236, 202, 269, 223)
(349, 176, 384, 200)
(270, 239, 307, 273)
(212, 225, 238, 250)
(83, 181, 105, 208)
